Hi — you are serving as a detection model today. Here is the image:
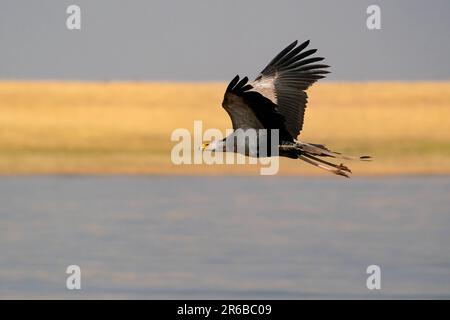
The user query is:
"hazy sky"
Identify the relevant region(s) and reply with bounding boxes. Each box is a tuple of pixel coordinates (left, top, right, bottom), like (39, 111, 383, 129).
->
(1, 0, 449, 81)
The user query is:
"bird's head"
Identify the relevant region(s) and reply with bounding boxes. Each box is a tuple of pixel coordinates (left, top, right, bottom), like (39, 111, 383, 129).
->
(201, 142, 210, 151)
(201, 140, 223, 152)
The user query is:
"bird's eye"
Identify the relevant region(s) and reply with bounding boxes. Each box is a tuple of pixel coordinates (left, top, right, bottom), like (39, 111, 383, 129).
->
(201, 142, 210, 150)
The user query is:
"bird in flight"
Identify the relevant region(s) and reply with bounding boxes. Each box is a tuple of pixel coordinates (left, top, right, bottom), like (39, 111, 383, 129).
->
(202, 40, 370, 177)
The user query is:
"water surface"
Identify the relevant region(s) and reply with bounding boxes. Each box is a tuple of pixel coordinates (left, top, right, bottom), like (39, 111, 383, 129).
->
(0, 176, 449, 299)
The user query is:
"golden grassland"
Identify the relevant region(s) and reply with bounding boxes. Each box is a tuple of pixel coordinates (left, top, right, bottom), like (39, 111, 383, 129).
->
(0, 81, 449, 176)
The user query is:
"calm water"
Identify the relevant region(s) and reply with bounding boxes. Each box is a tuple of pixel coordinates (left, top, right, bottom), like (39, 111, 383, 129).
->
(0, 176, 449, 299)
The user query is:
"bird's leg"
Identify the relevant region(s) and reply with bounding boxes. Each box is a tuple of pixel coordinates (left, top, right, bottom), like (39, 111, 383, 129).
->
(301, 153, 352, 173)
(297, 154, 350, 178)
(279, 143, 351, 177)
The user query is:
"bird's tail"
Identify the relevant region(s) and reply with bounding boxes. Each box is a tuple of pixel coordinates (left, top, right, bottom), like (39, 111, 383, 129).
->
(281, 142, 371, 178)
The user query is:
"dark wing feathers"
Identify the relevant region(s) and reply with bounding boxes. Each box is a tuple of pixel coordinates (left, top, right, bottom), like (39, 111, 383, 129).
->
(226, 74, 241, 92)
(222, 40, 329, 141)
(251, 40, 329, 138)
(222, 76, 294, 142)
(261, 40, 299, 73)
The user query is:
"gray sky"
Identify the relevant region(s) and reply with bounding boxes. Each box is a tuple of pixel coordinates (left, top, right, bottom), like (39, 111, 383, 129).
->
(1, 0, 449, 81)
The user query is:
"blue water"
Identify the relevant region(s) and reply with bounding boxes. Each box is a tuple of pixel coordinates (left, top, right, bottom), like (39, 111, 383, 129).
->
(0, 176, 449, 299)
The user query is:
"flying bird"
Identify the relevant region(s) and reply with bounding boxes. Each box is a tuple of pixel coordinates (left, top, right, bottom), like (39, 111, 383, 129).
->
(202, 40, 370, 177)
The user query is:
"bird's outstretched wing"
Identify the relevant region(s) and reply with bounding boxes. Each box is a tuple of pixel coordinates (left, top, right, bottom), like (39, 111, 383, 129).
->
(222, 75, 294, 142)
(250, 40, 330, 139)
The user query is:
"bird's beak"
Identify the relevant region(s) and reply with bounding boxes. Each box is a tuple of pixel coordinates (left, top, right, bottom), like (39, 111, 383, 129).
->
(201, 142, 209, 151)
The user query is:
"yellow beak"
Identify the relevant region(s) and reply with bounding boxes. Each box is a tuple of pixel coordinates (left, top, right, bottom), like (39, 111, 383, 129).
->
(201, 142, 209, 151)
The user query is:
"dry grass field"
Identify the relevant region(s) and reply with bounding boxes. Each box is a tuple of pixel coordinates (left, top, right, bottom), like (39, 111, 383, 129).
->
(0, 81, 449, 175)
